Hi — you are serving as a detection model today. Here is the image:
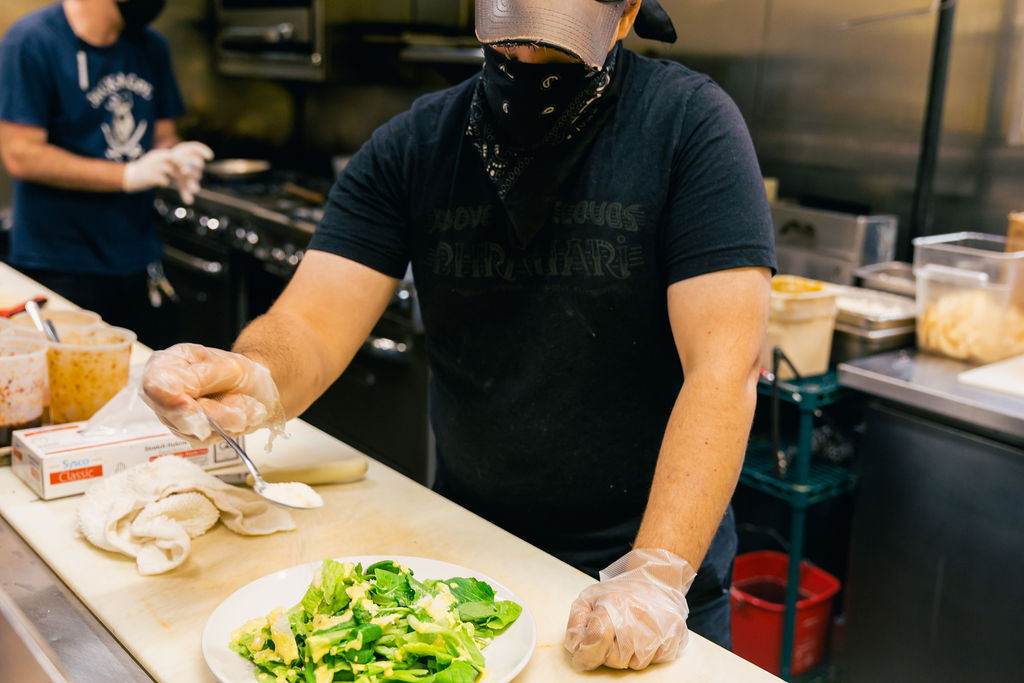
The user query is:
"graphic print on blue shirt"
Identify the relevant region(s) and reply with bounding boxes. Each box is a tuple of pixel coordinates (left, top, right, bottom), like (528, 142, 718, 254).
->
(87, 73, 157, 161)
(0, 3, 184, 275)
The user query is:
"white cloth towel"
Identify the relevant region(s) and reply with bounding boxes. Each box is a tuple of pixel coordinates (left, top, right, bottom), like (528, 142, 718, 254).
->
(77, 456, 295, 575)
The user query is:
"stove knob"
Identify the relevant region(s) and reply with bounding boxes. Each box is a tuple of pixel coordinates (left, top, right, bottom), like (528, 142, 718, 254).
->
(245, 231, 259, 245)
(271, 248, 286, 262)
(234, 227, 247, 241)
(205, 216, 226, 231)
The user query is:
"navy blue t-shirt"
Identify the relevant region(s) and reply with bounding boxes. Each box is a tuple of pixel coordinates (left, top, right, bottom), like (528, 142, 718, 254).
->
(310, 48, 776, 573)
(0, 3, 185, 275)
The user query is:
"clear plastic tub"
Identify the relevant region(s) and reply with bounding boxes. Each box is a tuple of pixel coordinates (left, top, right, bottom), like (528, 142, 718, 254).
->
(0, 337, 48, 446)
(913, 232, 1024, 364)
(11, 308, 102, 337)
(47, 326, 136, 424)
(762, 275, 838, 379)
(853, 261, 917, 298)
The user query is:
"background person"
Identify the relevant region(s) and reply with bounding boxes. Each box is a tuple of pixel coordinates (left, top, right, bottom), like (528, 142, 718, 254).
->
(0, 0, 212, 347)
(141, 0, 776, 671)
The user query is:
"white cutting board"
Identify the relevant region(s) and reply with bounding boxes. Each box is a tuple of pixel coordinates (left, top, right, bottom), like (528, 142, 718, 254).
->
(958, 354, 1024, 398)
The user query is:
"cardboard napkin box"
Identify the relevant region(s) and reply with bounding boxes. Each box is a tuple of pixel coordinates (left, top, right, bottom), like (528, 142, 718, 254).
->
(10, 421, 241, 500)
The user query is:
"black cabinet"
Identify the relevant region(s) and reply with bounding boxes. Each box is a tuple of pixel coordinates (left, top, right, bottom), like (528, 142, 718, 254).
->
(837, 401, 1024, 682)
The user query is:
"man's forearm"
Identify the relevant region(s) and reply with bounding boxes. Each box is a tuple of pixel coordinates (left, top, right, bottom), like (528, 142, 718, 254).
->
(6, 140, 125, 191)
(634, 365, 759, 569)
(232, 309, 343, 421)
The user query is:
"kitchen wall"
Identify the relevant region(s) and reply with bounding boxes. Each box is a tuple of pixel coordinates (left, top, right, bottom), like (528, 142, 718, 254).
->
(628, 0, 1024, 247)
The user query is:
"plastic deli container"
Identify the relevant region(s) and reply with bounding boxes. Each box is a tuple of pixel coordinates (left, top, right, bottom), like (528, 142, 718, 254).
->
(47, 326, 136, 424)
(731, 551, 841, 678)
(762, 275, 838, 379)
(11, 308, 102, 337)
(0, 337, 48, 447)
(913, 232, 1024, 364)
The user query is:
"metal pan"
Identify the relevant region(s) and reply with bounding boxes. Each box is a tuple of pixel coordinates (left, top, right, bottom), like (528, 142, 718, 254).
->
(203, 158, 271, 179)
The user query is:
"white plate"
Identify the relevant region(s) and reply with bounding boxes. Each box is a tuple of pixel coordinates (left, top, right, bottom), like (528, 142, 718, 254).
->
(202, 555, 537, 683)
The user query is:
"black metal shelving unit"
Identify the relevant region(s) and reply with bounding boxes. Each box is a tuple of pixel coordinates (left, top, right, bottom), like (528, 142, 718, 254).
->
(739, 369, 857, 681)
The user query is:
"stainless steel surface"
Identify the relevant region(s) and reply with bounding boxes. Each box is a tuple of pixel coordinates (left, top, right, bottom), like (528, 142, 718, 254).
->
(22, 300, 54, 342)
(214, 2, 325, 81)
(838, 349, 1024, 444)
(213, 0, 474, 81)
(771, 202, 898, 284)
(204, 415, 317, 509)
(830, 283, 917, 331)
(162, 245, 224, 275)
(203, 158, 271, 179)
(830, 323, 916, 365)
(854, 260, 918, 297)
(0, 515, 153, 683)
(0, 588, 68, 683)
(628, 0, 1024, 244)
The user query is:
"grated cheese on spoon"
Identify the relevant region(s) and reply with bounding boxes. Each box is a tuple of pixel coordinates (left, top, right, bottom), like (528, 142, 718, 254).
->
(261, 481, 324, 508)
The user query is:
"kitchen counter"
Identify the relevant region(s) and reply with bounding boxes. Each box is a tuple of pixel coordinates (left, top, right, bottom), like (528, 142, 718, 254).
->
(838, 349, 1024, 445)
(0, 262, 782, 683)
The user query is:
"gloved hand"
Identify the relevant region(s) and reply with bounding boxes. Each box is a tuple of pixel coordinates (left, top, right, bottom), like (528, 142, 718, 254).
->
(139, 343, 286, 445)
(123, 148, 178, 193)
(564, 548, 696, 671)
(167, 141, 214, 205)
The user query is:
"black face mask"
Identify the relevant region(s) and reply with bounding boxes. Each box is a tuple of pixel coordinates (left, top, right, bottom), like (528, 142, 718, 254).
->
(117, 0, 166, 35)
(480, 46, 598, 147)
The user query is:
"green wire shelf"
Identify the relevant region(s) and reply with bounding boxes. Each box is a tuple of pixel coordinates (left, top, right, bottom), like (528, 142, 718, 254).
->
(757, 370, 846, 410)
(741, 439, 857, 507)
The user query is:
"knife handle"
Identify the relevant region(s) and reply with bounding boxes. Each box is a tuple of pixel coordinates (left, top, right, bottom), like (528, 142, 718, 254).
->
(247, 458, 368, 487)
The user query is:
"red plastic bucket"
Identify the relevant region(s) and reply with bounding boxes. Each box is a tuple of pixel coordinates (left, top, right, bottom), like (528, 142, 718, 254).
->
(730, 551, 841, 677)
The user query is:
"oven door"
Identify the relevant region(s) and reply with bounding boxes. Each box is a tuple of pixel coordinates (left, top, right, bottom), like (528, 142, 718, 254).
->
(161, 237, 243, 350)
(303, 312, 433, 485)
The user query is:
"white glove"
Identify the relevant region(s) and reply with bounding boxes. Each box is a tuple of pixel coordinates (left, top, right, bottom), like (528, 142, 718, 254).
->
(123, 149, 178, 193)
(564, 548, 696, 670)
(168, 141, 214, 205)
(139, 343, 285, 445)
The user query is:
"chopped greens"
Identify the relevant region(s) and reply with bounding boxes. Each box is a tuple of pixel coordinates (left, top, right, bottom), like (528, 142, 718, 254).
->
(229, 559, 523, 683)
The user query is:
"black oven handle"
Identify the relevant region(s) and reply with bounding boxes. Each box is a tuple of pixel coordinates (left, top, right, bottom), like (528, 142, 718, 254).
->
(164, 245, 225, 275)
(220, 22, 295, 44)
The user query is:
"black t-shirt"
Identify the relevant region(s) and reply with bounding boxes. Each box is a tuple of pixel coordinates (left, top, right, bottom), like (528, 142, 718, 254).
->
(310, 47, 776, 574)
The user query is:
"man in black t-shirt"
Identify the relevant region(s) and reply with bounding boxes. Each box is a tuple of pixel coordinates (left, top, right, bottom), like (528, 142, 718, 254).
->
(142, 0, 776, 671)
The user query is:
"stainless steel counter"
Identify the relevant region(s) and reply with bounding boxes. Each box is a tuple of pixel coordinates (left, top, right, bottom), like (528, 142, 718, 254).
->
(0, 516, 153, 683)
(838, 349, 1024, 446)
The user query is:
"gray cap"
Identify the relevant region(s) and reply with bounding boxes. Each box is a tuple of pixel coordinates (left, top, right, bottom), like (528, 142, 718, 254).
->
(475, 0, 627, 70)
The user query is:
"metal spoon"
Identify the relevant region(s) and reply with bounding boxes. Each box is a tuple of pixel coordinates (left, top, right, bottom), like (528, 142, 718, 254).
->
(24, 300, 60, 343)
(204, 415, 323, 510)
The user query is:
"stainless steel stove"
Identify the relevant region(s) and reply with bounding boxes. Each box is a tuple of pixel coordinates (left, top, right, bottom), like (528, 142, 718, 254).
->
(154, 173, 433, 485)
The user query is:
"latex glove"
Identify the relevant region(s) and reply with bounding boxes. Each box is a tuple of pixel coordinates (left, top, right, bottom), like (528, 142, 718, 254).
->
(564, 548, 696, 671)
(168, 141, 214, 205)
(139, 343, 286, 446)
(123, 148, 178, 193)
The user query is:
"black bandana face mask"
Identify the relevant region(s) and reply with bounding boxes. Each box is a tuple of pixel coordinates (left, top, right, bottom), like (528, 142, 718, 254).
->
(467, 44, 621, 247)
(117, 0, 166, 35)
(480, 46, 599, 147)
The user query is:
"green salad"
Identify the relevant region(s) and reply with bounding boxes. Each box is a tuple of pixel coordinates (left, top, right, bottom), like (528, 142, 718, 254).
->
(229, 559, 523, 683)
